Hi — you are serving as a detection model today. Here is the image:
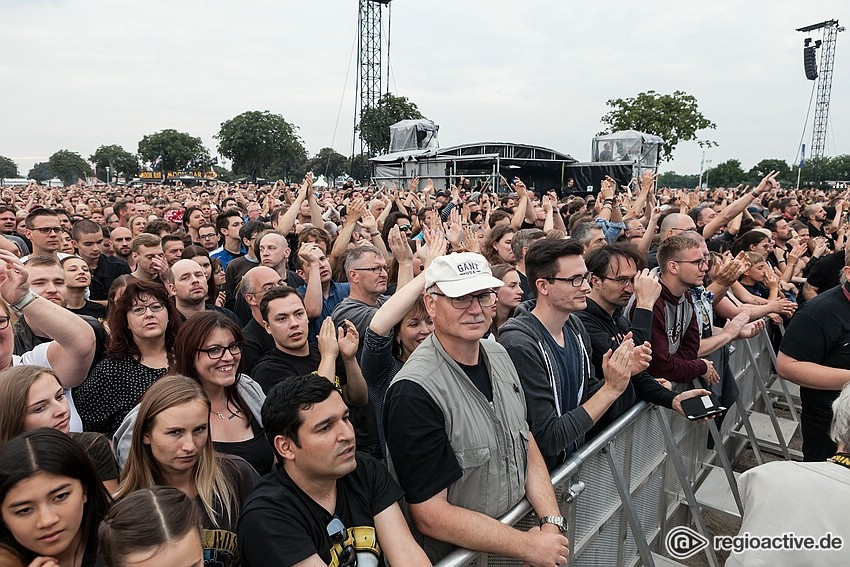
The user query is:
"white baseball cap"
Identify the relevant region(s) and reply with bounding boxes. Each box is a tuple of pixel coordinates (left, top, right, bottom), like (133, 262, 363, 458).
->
(425, 253, 504, 297)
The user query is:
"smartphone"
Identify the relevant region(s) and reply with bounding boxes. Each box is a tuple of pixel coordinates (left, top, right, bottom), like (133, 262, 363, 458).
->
(680, 394, 727, 421)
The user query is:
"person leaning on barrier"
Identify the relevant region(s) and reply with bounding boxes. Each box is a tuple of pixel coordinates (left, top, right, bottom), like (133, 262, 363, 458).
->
(726, 382, 850, 566)
(776, 247, 850, 461)
(576, 242, 711, 430)
(499, 239, 639, 469)
(383, 252, 569, 565)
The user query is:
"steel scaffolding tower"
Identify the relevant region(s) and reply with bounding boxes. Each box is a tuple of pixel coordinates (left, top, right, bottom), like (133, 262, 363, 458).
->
(797, 19, 844, 160)
(357, 0, 389, 156)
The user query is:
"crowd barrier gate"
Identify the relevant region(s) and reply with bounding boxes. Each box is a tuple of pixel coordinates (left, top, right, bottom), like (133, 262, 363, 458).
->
(434, 328, 779, 567)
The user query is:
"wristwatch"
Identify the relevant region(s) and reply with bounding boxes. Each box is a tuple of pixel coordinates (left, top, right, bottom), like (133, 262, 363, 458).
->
(539, 515, 568, 532)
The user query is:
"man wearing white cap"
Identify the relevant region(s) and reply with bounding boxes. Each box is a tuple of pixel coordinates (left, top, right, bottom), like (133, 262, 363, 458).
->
(383, 252, 569, 566)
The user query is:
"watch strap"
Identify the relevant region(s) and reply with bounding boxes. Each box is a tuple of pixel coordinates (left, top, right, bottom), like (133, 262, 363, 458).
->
(11, 289, 38, 312)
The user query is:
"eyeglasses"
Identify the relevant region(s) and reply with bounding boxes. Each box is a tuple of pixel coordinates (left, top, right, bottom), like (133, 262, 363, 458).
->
(398, 224, 412, 231)
(0, 316, 9, 330)
(673, 258, 709, 268)
(546, 272, 592, 287)
(602, 275, 635, 286)
(352, 265, 387, 274)
(31, 226, 62, 235)
(199, 233, 218, 239)
(432, 290, 496, 309)
(197, 342, 243, 359)
(326, 517, 357, 567)
(129, 302, 166, 316)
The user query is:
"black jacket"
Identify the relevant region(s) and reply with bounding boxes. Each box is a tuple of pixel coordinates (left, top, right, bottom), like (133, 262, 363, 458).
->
(499, 301, 632, 470)
(575, 297, 677, 429)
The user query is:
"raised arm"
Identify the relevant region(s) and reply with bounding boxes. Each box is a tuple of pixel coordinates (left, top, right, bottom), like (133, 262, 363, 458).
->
(0, 251, 94, 386)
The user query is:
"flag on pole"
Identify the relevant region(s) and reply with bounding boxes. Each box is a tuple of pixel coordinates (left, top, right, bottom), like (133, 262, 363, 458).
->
(800, 144, 806, 168)
(152, 155, 162, 169)
(209, 156, 218, 166)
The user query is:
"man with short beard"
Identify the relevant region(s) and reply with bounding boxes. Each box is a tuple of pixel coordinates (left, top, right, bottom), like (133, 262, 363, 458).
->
(110, 227, 135, 270)
(167, 259, 239, 324)
(71, 220, 130, 303)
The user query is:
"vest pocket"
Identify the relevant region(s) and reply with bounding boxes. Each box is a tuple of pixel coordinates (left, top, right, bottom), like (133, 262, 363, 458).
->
(452, 446, 491, 511)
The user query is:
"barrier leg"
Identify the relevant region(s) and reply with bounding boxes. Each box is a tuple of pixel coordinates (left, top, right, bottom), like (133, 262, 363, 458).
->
(657, 410, 720, 567)
(760, 327, 800, 423)
(604, 442, 655, 567)
(743, 339, 792, 460)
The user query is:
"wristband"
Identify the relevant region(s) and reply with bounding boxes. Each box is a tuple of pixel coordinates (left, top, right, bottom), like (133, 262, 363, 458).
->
(11, 289, 38, 312)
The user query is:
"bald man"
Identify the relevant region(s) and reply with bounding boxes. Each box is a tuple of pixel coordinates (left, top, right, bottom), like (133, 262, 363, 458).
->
(240, 266, 288, 374)
(168, 258, 240, 324)
(648, 213, 697, 269)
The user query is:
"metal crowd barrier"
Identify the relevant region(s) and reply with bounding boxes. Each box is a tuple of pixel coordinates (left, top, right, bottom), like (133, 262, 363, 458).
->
(435, 328, 780, 567)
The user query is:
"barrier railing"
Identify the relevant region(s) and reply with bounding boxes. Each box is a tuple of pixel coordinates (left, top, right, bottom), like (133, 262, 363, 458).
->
(435, 328, 780, 567)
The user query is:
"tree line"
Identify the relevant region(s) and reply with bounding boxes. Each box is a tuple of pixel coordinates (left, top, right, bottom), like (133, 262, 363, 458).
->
(0, 93, 424, 186)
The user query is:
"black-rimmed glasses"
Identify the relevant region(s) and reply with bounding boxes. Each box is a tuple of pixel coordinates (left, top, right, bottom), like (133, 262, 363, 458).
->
(0, 316, 9, 330)
(326, 517, 357, 567)
(432, 291, 496, 309)
(546, 272, 592, 287)
(197, 342, 243, 359)
(31, 226, 62, 235)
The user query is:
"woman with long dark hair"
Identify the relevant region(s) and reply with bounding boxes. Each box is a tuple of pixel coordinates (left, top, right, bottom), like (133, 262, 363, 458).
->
(115, 312, 273, 475)
(73, 280, 182, 437)
(0, 428, 111, 567)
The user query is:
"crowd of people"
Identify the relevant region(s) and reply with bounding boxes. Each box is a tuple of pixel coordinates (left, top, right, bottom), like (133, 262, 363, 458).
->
(0, 169, 847, 566)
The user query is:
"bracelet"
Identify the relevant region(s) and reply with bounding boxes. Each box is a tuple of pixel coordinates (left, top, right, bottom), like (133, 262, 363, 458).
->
(11, 289, 38, 312)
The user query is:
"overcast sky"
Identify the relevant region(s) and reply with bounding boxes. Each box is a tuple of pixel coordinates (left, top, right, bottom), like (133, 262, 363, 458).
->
(1, 0, 847, 179)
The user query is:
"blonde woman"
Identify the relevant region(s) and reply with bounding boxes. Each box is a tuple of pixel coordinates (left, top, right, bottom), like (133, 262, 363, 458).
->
(115, 374, 258, 567)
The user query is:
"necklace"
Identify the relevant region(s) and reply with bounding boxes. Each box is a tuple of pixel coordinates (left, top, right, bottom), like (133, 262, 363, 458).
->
(210, 406, 242, 421)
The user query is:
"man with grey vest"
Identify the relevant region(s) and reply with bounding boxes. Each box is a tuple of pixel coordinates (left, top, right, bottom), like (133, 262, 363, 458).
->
(384, 252, 569, 565)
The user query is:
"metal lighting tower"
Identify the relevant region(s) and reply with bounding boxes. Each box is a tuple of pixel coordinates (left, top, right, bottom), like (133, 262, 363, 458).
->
(797, 19, 844, 160)
(357, 0, 390, 156)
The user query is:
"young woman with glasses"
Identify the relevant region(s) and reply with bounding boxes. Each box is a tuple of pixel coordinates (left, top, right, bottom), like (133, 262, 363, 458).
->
(115, 312, 274, 475)
(115, 375, 258, 567)
(73, 280, 182, 438)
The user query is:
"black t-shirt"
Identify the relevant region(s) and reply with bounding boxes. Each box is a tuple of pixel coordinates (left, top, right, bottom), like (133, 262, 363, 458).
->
(90, 255, 131, 301)
(212, 413, 275, 476)
(383, 380, 463, 504)
(780, 285, 850, 372)
(252, 344, 324, 394)
(457, 356, 492, 402)
(68, 300, 107, 320)
(806, 250, 844, 293)
(238, 454, 403, 567)
(200, 455, 260, 567)
(241, 318, 277, 376)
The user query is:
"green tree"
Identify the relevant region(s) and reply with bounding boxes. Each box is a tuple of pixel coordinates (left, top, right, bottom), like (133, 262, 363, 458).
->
(138, 129, 207, 172)
(658, 171, 700, 188)
(212, 165, 235, 182)
(28, 162, 53, 182)
(90, 144, 140, 181)
(47, 150, 92, 186)
(347, 154, 371, 183)
(357, 93, 424, 155)
(306, 147, 348, 181)
(748, 159, 792, 185)
(0, 155, 19, 179)
(216, 111, 307, 182)
(598, 90, 716, 162)
(704, 159, 745, 188)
